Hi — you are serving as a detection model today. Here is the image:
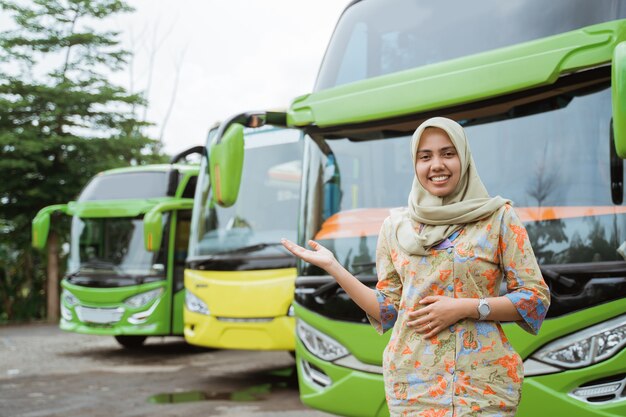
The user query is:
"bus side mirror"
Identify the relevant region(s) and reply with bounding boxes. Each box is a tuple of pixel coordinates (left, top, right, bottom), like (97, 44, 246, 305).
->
(32, 204, 68, 250)
(209, 123, 245, 207)
(612, 41, 626, 158)
(144, 210, 164, 252)
(32, 212, 51, 250)
(143, 199, 195, 252)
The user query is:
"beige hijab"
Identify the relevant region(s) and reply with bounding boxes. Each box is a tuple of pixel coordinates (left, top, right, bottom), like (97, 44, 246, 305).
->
(391, 117, 509, 255)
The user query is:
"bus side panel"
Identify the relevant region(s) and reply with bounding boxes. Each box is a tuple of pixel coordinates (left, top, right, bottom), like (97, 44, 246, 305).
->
(171, 289, 185, 334)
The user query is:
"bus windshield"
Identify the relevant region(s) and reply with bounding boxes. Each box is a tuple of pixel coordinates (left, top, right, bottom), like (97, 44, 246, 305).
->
(188, 128, 303, 260)
(300, 85, 626, 277)
(316, 0, 626, 90)
(68, 216, 166, 278)
(78, 171, 168, 201)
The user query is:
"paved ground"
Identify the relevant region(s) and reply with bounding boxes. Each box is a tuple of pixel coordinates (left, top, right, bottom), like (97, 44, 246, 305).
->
(0, 323, 336, 417)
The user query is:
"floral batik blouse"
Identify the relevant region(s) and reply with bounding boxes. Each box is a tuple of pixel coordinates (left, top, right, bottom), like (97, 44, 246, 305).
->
(369, 204, 550, 417)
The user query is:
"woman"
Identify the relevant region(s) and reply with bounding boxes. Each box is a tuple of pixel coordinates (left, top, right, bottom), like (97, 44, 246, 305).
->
(282, 117, 550, 416)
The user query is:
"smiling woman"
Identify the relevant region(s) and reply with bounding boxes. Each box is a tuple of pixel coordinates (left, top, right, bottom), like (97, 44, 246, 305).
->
(282, 117, 550, 416)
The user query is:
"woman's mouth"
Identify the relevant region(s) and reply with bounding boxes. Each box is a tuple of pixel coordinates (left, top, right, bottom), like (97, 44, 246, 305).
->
(430, 175, 450, 184)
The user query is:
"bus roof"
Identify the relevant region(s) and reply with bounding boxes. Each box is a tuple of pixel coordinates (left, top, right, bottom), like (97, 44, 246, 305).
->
(288, 20, 626, 134)
(100, 163, 199, 177)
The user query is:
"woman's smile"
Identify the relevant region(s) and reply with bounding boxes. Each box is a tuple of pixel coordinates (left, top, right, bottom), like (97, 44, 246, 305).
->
(430, 174, 451, 183)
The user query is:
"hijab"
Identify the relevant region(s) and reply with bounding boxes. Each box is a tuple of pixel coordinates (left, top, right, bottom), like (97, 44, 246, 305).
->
(391, 117, 509, 255)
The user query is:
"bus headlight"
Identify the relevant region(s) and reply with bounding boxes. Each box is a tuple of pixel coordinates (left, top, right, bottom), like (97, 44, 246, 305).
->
(297, 319, 348, 361)
(532, 314, 626, 369)
(185, 291, 210, 315)
(60, 303, 73, 321)
(62, 289, 79, 306)
(128, 299, 161, 324)
(124, 288, 163, 308)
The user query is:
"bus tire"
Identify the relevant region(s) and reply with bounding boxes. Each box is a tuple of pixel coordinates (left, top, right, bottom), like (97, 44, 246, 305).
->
(114, 335, 147, 349)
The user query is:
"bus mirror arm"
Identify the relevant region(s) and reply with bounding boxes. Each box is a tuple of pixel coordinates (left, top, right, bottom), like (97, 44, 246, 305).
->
(167, 146, 206, 197)
(212, 112, 268, 146)
(31, 204, 69, 250)
(169, 146, 206, 164)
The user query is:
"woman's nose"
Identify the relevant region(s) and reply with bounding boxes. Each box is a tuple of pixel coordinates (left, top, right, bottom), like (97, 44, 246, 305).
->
(431, 156, 445, 169)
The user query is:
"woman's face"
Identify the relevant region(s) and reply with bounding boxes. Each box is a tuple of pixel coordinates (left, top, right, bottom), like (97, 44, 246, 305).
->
(415, 128, 461, 197)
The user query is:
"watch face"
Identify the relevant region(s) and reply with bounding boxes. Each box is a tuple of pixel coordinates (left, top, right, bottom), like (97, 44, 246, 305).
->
(478, 303, 490, 315)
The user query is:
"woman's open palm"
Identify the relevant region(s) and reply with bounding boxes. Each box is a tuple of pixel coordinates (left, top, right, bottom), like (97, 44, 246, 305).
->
(281, 239, 336, 271)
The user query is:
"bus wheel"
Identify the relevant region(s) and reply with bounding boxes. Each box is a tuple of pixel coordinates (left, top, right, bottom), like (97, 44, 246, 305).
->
(114, 335, 147, 349)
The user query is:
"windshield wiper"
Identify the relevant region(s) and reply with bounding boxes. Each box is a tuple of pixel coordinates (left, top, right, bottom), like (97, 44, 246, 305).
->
(311, 261, 377, 298)
(540, 266, 576, 289)
(74, 261, 150, 282)
(78, 260, 123, 273)
(213, 242, 290, 256)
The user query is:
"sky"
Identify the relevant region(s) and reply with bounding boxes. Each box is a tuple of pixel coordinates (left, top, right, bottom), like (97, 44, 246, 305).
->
(110, 0, 348, 155)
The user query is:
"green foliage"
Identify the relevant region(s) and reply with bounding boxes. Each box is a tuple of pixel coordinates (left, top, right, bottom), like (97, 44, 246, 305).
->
(0, 0, 167, 323)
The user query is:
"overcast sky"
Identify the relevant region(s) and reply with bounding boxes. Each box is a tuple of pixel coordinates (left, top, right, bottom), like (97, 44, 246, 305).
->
(110, 0, 348, 155)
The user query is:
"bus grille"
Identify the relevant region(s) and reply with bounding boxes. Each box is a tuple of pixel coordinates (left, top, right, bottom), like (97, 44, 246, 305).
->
(75, 306, 124, 324)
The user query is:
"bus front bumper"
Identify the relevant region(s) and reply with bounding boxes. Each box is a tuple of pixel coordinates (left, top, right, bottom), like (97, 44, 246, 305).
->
(59, 281, 176, 336)
(296, 338, 388, 417)
(184, 310, 295, 350)
(59, 317, 163, 335)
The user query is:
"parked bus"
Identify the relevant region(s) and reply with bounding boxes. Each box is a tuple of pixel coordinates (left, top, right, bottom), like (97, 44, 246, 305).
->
(32, 148, 201, 348)
(184, 118, 303, 351)
(282, 1, 626, 416)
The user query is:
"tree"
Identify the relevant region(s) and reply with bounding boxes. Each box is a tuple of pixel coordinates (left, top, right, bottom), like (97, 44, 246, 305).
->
(0, 0, 167, 322)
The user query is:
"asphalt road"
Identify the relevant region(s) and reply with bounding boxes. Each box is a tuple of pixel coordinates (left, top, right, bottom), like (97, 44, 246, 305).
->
(0, 323, 337, 417)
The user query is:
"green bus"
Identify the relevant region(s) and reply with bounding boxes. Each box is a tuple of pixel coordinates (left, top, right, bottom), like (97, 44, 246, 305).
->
(32, 148, 201, 348)
(283, 0, 626, 416)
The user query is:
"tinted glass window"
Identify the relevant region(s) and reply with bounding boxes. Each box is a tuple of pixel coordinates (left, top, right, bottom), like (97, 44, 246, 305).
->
(300, 86, 626, 276)
(189, 128, 303, 258)
(300, 135, 414, 276)
(68, 216, 167, 277)
(467, 87, 625, 264)
(78, 172, 168, 201)
(316, 0, 626, 90)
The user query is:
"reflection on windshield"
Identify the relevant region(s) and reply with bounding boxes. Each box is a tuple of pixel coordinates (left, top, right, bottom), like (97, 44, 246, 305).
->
(467, 87, 625, 264)
(300, 135, 414, 276)
(320, 234, 377, 277)
(317, 0, 626, 90)
(189, 128, 303, 258)
(68, 216, 166, 277)
(301, 87, 626, 276)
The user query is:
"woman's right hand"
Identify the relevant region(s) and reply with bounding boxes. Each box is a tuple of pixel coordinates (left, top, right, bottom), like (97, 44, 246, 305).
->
(281, 239, 337, 271)
(282, 238, 381, 321)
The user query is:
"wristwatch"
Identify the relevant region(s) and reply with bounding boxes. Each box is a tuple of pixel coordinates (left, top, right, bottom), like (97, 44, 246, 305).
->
(477, 298, 491, 320)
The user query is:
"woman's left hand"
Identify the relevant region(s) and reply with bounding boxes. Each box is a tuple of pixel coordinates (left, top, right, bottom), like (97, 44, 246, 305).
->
(406, 296, 469, 338)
